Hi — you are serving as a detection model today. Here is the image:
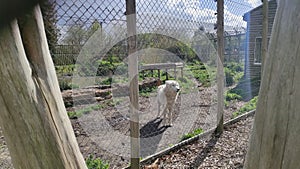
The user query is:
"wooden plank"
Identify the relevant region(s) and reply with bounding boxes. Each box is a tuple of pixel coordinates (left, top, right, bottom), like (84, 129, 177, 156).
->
(0, 5, 87, 169)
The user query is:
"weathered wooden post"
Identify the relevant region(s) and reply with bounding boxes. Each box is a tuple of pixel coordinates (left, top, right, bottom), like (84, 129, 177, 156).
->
(215, 0, 225, 134)
(244, 0, 300, 168)
(126, 0, 140, 168)
(0, 5, 87, 169)
(261, 0, 268, 75)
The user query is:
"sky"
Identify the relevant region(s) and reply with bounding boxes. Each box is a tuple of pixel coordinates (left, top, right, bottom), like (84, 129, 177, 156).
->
(55, 0, 262, 42)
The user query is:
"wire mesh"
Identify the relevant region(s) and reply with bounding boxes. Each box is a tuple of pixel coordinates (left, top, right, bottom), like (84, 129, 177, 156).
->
(0, 0, 258, 168)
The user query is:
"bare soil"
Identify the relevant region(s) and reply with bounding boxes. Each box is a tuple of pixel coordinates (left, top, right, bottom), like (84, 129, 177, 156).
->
(0, 83, 249, 169)
(142, 116, 254, 169)
(69, 84, 247, 168)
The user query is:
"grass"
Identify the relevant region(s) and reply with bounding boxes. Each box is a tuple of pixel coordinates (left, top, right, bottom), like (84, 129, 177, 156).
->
(180, 128, 204, 141)
(86, 155, 109, 169)
(232, 96, 258, 118)
(67, 100, 117, 119)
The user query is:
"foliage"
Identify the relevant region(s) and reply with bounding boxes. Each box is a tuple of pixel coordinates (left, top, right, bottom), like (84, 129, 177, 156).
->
(58, 79, 79, 91)
(224, 62, 244, 87)
(225, 91, 242, 101)
(55, 65, 76, 76)
(40, 0, 59, 55)
(139, 85, 157, 97)
(180, 128, 204, 141)
(232, 96, 258, 118)
(86, 155, 109, 169)
(225, 67, 235, 86)
(186, 61, 214, 87)
(229, 77, 261, 101)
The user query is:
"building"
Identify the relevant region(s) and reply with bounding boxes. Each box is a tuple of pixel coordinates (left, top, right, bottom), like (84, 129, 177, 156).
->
(243, 0, 277, 79)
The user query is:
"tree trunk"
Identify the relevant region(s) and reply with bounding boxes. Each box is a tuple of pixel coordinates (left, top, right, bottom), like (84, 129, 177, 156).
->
(261, 0, 268, 76)
(0, 5, 87, 169)
(244, 1, 300, 168)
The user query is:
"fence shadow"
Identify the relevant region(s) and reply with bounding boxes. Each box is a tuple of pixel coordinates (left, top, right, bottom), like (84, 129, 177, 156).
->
(188, 133, 221, 169)
(140, 117, 169, 157)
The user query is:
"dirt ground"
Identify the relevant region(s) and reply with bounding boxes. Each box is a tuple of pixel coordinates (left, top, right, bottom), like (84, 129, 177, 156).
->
(70, 84, 246, 168)
(0, 84, 247, 169)
(142, 116, 254, 168)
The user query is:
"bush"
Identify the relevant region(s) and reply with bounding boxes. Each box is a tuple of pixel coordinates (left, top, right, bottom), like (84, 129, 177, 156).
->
(232, 96, 258, 118)
(225, 91, 242, 101)
(55, 64, 75, 76)
(58, 79, 79, 91)
(225, 67, 235, 86)
(86, 155, 109, 169)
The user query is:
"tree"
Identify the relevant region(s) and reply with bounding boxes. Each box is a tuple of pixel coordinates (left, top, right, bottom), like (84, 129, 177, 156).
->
(40, 0, 59, 55)
(62, 20, 87, 46)
(244, 0, 300, 168)
(0, 5, 87, 169)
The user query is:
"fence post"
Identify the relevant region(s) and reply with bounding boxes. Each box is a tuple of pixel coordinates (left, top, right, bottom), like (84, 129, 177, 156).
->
(126, 0, 140, 168)
(215, 0, 225, 134)
(261, 0, 268, 76)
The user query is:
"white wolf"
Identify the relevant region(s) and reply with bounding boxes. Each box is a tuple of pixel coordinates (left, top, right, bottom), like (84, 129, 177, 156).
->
(157, 80, 180, 126)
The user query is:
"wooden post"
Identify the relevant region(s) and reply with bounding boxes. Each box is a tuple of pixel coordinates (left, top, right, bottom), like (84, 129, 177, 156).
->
(0, 5, 87, 169)
(166, 69, 168, 80)
(158, 69, 161, 79)
(261, 0, 268, 76)
(174, 66, 177, 79)
(244, 0, 300, 168)
(215, 0, 225, 134)
(126, 0, 140, 168)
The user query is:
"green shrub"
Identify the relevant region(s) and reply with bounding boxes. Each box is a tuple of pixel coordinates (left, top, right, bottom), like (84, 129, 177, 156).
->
(232, 96, 258, 118)
(225, 67, 235, 86)
(225, 91, 242, 101)
(55, 64, 75, 75)
(86, 155, 109, 169)
(224, 62, 243, 72)
(139, 85, 157, 97)
(186, 63, 212, 87)
(58, 79, 79, 90)
(180, 128, 203, 141)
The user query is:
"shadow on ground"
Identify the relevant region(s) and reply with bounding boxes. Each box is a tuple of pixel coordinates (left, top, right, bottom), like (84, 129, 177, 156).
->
(140, 117, 169, 157)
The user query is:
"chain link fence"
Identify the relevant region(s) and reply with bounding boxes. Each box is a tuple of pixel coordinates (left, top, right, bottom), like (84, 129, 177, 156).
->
(0, 0, 257, 168)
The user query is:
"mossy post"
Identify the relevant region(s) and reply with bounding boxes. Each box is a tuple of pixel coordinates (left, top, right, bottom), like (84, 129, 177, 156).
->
(0, 4, 87, 169)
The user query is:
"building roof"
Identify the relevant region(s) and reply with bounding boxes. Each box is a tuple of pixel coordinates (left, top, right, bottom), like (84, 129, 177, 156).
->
(243, 0, 277, 21)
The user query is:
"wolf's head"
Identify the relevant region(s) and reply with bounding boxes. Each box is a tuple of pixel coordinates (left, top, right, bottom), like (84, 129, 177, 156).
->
(165, 80, 180, 93)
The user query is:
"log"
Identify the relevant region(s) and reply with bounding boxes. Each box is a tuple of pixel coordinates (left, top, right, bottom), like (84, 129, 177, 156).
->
(0, 5, 86, 169)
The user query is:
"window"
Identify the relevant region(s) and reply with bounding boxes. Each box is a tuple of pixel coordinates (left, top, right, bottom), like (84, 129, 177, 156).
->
(254, 37, 270, 65)
(254, 37, 262, 64)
